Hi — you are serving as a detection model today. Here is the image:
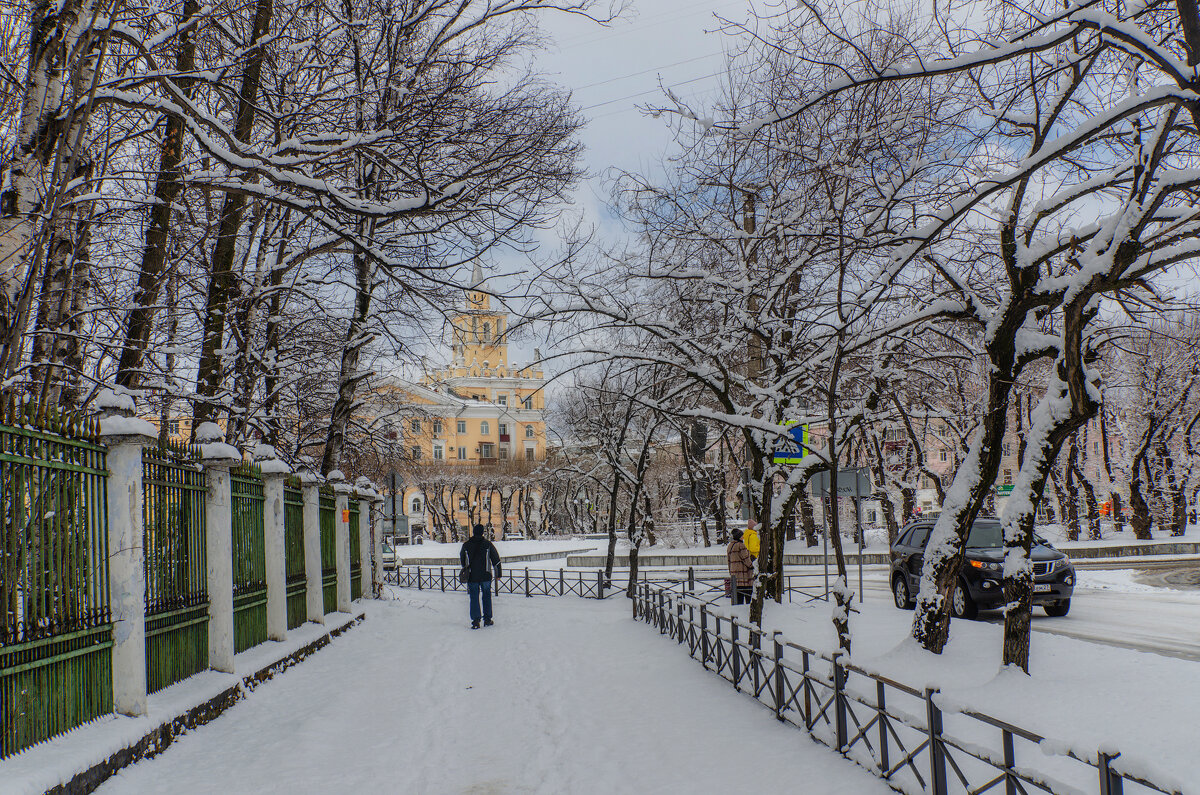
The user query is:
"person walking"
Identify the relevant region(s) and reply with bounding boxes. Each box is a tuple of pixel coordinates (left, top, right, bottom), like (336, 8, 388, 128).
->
(460, 524, 502, 629)
(727, 528, 754, 605)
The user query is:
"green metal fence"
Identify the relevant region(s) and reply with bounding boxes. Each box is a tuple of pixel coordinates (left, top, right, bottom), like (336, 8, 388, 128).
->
(1, 399, 112, 759)
(284, 478, 306, 629)
(142, 441, 208, 693)
(231, 463, 266, 653)
(319, 488, 337, 614)
(349, 498, 361, 601)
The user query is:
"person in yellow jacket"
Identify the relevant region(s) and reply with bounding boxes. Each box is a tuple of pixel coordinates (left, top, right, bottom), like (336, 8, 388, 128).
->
(743, 519, 761, 560)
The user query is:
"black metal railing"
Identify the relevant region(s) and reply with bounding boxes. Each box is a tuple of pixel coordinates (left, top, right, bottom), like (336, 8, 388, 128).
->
(385, 565, 615, 599)
(632, 581, 1178, 795)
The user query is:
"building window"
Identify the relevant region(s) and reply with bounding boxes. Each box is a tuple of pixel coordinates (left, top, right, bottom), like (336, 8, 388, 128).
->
(483, 322, 490, 341)
(459, 497, 468, 510)
(480, 421, 490, 435)
(472, 394, 481, 400)
(433, 445, 444, 460)
(411, 419, 421, 433)
(1002, 442, 1011, 457)
(499, 446, 509, 460)
(433, 420, 442, 435)
(522, 396, 532, 410)
(480, 443, 495, 459)
(867, 509, 877, 524)
(525, 447, 535, 461)
(499, 423, 508, 436)
(939, 450, 948, 462)
(167, 419, 180, 435)
(1003, 469, 1012, 485)
(411, 446, 421, 460)
(1094, 440, 1100, 455)
(525, 424, 534, 438)
(457, 420, 466, 433)
(411, 498, 422, 514)
(498, 395, 507, 406)
(457, 447, 467, 460)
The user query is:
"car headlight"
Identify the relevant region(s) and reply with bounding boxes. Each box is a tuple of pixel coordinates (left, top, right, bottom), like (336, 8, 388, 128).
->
(968, 560, 1002, 573)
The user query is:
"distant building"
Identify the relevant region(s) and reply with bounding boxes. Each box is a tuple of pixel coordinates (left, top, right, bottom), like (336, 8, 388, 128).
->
(381, 266, 548, 541)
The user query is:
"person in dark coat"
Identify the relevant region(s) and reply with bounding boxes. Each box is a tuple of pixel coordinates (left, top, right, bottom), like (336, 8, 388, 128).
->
(460, 524, 502, 628)
(727, 528, 754, 605)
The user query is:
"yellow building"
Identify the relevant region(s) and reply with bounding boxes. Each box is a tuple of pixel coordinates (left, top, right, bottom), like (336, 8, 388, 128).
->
(385, 266, 548, 540)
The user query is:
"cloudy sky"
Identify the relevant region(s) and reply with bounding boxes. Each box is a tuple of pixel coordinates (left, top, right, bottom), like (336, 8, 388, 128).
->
(533, 0, 749, 236)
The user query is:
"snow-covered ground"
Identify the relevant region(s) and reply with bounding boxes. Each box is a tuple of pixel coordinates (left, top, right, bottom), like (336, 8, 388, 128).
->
(396, 538, 603, 562)
(722, 589, 1200, 791)
(92, 591, 889, 795)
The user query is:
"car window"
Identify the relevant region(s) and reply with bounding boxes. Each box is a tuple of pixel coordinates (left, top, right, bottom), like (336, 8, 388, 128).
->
(895, 528, 913, 547)
(965, 520, 1003, 549)
(910, 525, 931, 549)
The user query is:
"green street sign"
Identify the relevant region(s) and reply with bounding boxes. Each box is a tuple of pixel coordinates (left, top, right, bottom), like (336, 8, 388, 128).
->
(996, 484, 1014, 496)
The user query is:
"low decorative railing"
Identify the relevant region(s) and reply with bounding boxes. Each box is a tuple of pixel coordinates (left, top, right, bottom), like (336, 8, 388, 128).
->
(632, 581, 1178, 795)
(385, 565, 614, 599)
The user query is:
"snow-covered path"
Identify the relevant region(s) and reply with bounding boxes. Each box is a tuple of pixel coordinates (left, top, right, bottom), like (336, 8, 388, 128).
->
(96, 591, 887, 794)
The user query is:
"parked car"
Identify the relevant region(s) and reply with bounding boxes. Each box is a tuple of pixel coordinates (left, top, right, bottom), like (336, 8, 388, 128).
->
(502, 532, 525, 541)
(380, 541, 396, 569)
(890, 518, 1075, 618)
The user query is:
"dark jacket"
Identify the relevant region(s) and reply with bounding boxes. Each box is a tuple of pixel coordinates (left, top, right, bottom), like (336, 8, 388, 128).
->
(460, 537, 502, 583)
(727, 540, 754, 587)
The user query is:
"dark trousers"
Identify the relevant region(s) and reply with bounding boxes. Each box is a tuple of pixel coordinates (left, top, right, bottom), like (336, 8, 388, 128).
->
(732, 584, 752, 605)
(468, 580, 493, 622)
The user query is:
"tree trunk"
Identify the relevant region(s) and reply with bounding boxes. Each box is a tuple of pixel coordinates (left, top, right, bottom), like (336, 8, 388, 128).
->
(1100, 407, 1125, 533)
(798, 490, 819, 547)
(192, 0, 274, 433)
(1063, 438, 1080, 541)
(114, 0, 199, 390)
(320, 247, 374, 474)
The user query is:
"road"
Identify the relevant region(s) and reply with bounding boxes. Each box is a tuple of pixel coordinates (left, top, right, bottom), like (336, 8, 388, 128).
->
(855, 562, 1200, 661)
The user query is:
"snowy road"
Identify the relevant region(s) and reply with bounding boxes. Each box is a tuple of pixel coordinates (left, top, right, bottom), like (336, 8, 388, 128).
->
(855, 566, 1200, 661)
(96, 591, 888, 795)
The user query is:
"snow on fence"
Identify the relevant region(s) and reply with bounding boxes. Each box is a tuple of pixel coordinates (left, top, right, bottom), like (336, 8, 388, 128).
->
(0, 398, 384, 761)
(632, 582, 1179, 795)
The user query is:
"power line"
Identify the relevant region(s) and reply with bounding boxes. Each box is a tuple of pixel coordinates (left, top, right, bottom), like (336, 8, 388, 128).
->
(578, 68, 728, 112)
(573, 51, 725, 92)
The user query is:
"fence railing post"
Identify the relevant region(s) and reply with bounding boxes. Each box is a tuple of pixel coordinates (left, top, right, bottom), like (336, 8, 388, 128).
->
(300, 474, 325, 624)
(833, 653, 847, 752)
(732, 622, 741, 689)
(524, 568, 530, 597)
(676, 599, 684, 644)
(700, 604, 709, 667)
(199, 427, 241, 673)
(1099, 753, 1124, 795)
(370, 495, 385, 596)
(926, 688, 948, 795)
(559, 568, 564, 596)
(440, 566, 445, 592)
(687, 566, 694, 593)
(99, 403, 156, 717)
(597, 569, 605, 599)
(877, 681, 889, 775)
(256, 448, 290, 642)
(773, 632, 784, 721)
(417, 566, 423, 590)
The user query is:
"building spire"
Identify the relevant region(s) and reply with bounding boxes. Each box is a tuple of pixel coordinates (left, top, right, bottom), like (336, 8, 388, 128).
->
(471, 262, 485, 288)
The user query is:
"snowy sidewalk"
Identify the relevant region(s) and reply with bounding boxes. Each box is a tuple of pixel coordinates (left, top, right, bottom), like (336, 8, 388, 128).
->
(95, 591, 888, 794)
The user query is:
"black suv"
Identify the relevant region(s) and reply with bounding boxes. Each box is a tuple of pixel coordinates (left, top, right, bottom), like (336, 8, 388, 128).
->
(890, 518, 1075, 618)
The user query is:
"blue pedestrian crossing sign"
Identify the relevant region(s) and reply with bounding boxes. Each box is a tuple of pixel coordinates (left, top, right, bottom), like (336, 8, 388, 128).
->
(772, 422, 809, 465)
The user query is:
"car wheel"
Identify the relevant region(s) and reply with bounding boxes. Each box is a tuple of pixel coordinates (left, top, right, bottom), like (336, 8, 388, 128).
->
(950, 581, 977, 620)
(893, 576, 914, 610)
(1044, 599, 1071, 617)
